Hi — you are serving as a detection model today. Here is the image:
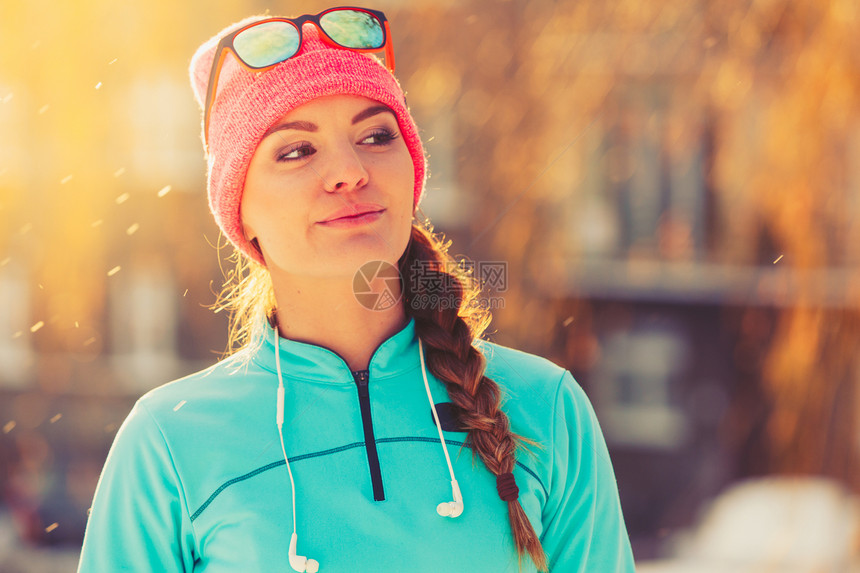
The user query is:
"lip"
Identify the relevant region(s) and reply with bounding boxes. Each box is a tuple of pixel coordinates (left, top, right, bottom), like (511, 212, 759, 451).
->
(318, 203, 385, 224)
(317, 209, 384, 228)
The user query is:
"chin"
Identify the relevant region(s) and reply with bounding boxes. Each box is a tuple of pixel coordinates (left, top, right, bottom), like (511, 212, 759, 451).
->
(312, 241, 404, 278)
(346, 227, 409, 258)
(266, 223, 412, 276)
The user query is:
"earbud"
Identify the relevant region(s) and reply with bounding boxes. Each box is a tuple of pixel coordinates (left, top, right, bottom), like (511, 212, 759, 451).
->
(436, 501, 463, 517)
(289, 532, 319, 573)
(420, 339, 467, 519)
(436, 479, 464, 518)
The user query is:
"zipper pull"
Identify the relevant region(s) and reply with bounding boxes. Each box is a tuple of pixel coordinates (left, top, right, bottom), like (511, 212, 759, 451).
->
(353, 369, 370, 396)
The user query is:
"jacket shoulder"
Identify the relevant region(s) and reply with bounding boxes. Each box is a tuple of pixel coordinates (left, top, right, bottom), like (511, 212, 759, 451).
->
(135, 350, 259, 417)
(474, 338, 568, 405)
(473, 338, 574, 453)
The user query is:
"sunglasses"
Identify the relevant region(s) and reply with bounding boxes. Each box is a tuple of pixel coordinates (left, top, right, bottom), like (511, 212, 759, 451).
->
(203, 6, 395, 147)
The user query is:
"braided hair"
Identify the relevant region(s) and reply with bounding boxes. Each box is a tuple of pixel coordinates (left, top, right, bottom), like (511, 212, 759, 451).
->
(399, 220, 548, 572)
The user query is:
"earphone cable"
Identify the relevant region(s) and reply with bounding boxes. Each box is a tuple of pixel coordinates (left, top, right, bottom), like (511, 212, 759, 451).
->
(274, 326, 299, 538)
(420, 339, 458, 484)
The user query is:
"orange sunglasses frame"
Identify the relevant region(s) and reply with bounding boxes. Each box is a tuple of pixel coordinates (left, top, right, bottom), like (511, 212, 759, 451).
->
(203, 6, 395, 147)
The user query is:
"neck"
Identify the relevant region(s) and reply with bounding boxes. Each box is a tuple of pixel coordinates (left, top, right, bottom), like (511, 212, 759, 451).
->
(270, 270, 409, 372)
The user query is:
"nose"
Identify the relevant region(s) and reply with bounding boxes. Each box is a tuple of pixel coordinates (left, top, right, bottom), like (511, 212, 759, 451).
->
(321, 141, 369, 194)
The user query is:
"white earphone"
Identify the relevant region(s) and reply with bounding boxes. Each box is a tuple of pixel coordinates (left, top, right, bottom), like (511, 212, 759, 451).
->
(435, 480, 464, 517)
(419, 338, 465, 518)
(289, 532, 319, 573)
(274, 327, 466, 572)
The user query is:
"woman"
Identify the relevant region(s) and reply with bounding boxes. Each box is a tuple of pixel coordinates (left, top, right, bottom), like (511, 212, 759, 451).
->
(77, 7, 635, 572)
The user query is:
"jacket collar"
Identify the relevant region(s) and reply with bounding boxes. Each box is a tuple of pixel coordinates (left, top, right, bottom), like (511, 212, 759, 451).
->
(250, 316, 420, 385)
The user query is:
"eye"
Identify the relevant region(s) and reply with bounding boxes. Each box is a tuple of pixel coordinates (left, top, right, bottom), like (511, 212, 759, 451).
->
(361, 128, 399, 146)
(277, 143, 315, 162)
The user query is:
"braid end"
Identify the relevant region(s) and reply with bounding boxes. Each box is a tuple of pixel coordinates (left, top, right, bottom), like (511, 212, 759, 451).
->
(510, 501, 548, 572)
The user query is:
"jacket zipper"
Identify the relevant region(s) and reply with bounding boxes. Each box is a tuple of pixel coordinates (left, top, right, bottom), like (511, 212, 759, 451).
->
(352, 369, 385, 501)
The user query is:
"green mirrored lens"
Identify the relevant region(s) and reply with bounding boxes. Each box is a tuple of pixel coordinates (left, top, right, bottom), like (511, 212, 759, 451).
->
(320, 9, 383, 49)
(234, 21, 300, 68)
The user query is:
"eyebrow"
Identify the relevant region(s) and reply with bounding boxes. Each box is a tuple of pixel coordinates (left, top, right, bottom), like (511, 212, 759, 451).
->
(262, 105, 394, 139)
(352, 105, 394, 125)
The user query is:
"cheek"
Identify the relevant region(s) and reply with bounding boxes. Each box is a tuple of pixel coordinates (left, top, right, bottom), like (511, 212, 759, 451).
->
(241, 157, 267, 237)
(242, 189, 298, 242)
(241, 180, 289, 244)
(241, 160, 303, 237)
(239, 192, 254, 235)
(239, 188, 265, 240)
(389, 144, 416, 205)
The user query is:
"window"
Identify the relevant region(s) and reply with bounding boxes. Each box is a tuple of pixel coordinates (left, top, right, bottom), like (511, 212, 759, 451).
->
(592, 323, 689, 450)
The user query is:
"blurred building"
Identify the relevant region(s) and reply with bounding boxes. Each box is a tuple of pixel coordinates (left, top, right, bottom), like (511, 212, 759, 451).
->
(404, 0, 860, 559)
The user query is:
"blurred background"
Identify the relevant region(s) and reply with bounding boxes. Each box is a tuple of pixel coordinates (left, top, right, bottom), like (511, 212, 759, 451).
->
(1, 0, 859, 570)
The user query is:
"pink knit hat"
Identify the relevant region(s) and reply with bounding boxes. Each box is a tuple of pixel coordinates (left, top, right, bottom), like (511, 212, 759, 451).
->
(189, 15, 427, 264)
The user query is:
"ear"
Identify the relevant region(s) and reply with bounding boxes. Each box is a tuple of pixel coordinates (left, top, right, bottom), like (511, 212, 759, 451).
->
(242, 220, 257, 244)
(242, 226, 264, 261)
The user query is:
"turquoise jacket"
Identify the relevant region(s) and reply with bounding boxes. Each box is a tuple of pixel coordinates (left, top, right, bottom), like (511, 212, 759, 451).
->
(77, 317, 635, 572)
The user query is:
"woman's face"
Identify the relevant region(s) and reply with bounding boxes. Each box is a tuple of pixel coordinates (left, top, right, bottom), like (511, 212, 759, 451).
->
(241, 94, 415, 278)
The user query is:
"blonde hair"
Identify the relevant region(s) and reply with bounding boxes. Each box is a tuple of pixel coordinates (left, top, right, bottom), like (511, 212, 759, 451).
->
(212, 245, 275, 357)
